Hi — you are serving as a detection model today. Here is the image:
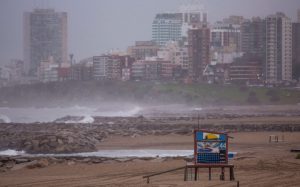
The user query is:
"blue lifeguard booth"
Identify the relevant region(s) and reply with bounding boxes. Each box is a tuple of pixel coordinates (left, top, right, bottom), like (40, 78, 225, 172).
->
(184, 129, 234, 181)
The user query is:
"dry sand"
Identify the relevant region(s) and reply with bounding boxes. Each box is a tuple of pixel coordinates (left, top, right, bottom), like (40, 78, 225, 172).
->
(1, 131, 300, 187)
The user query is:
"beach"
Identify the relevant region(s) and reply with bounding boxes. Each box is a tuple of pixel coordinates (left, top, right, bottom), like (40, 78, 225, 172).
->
(1, 105, 300, 186)
(1, 130, 300, 186)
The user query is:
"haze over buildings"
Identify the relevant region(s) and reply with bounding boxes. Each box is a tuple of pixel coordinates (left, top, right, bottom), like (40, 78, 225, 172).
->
(0, 0, 299, 66)
(23, 9, 68, 75)
(0, 0, 299, 87)
(265, 13, 293, 83)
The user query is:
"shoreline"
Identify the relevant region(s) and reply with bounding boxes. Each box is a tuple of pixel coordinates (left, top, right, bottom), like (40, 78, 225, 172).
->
(0, 131, 300, 186)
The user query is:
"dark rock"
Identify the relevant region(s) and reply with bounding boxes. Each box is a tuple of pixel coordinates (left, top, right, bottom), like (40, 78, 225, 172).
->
(26, 159, 48, 169)
(67, 136, 74, 144)
(15, 158, 30, 164)
(5, 160, 15, 169)
(57, 138, 63, 145)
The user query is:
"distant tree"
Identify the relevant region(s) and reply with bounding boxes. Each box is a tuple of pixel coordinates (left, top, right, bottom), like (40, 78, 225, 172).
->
(266, 89, 280, 102)
(239, 86, 248, 92)
(266, 89, 277, 96)
(270, 94, 280, 102)
(247, 91, 260, 104)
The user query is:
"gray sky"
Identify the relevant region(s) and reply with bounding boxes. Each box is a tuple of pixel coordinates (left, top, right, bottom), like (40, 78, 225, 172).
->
(0, 0, 299, 65)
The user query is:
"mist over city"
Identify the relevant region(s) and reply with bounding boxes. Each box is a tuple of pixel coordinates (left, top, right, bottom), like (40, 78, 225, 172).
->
(0, 0, 300, 186)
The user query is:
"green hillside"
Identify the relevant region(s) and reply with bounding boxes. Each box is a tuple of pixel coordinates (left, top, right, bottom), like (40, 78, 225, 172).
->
(0, 81, 300, 107)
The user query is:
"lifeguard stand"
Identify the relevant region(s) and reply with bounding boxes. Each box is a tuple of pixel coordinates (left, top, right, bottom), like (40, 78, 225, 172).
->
(143, 129, 236, 184)
(184, 129, 235, 181)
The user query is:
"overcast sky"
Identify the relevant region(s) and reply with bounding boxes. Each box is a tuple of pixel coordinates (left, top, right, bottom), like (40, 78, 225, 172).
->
(0, 0, 299, 65)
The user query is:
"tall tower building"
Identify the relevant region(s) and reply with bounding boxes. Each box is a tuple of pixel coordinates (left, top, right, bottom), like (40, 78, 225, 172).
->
(152, 13, 183, 46)
(292, 22, 300, 80)
(188, 26, 210, 81)
(23, 9, 68, 76)
(241, 17, 266, 61)
(265, 13, 292, 84)
(211, 22, 241, 53)
(152, 3, 206, 46)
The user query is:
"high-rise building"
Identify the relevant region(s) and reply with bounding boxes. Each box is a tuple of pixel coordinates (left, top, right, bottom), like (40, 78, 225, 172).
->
(127, 41, 159, 60)
(298, 9, 300, 23)
(157, 41, 189, 70)
(23, 9, 68, 76)
(179, 4, 206, 24)
(152, 13, 183, 46)
(188, 26, 210, 81)
(292, 22, 300, 80)
(241, 17, 266, 61)
(152, 3, 207, 46)
(223, 15, 245, 25)
(211, 22, 241, 53)
(265, 13, 292, 84)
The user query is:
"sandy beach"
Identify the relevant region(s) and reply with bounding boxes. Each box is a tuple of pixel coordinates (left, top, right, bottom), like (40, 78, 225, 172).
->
(0, 130, 300, 187)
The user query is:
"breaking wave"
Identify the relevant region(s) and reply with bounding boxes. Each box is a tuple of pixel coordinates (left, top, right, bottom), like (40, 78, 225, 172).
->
(0, 114, 11, 123)
(0, 149, 236, 159)
(0, 105, 141, 123)
(0, 149, 25, 156)
(0, 149, 193, 158)
(64, 115, 95, 124)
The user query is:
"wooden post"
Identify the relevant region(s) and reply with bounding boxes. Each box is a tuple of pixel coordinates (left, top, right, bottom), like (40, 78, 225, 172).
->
(230, 166, 235, 181)
(237, 181, 240, 187)
(220, 167, 225, 180)
(208, 167, 211, 180)
(147, 177, 149, 184)
(194, 168, 198, 181)
(184, 166, 187, 181)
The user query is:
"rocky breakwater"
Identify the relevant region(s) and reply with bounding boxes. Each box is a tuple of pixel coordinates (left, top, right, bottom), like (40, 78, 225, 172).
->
(0, 123, 107, 154)
(1, 115, 300, 154)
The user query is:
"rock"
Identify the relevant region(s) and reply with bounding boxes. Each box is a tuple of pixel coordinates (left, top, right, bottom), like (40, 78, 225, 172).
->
(40, 139, 49, 145)
(82, 158, 91, 163)
(37, 159, 49, 167)
(115, 158, 132, 162)
(48, 141, 58, 148)
(23, 141, 31, 146)
(40, 144, 51, 152)
(24, 160, 38, 169)
(91, 159, 102, 164)
(67, 161, 75, 166)
(131, 133, 140, 138)
(48, 136, 57, 142)
(0, 168, 7, 173)
(0, 157, 10, 162)
(57, 139, 63, 145)
(15, 158, 30, 164)
(12, 160, 36, 171)
(5, 161, 15, 169)
(31, 140, 40, 148)
(55, 146, 67, 153)
(26, 159, 48, 169)
(67, 136, 74, 144)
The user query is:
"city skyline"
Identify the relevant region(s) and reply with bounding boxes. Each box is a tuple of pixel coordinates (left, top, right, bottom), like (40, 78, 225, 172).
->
(0, 0, 299, 66)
